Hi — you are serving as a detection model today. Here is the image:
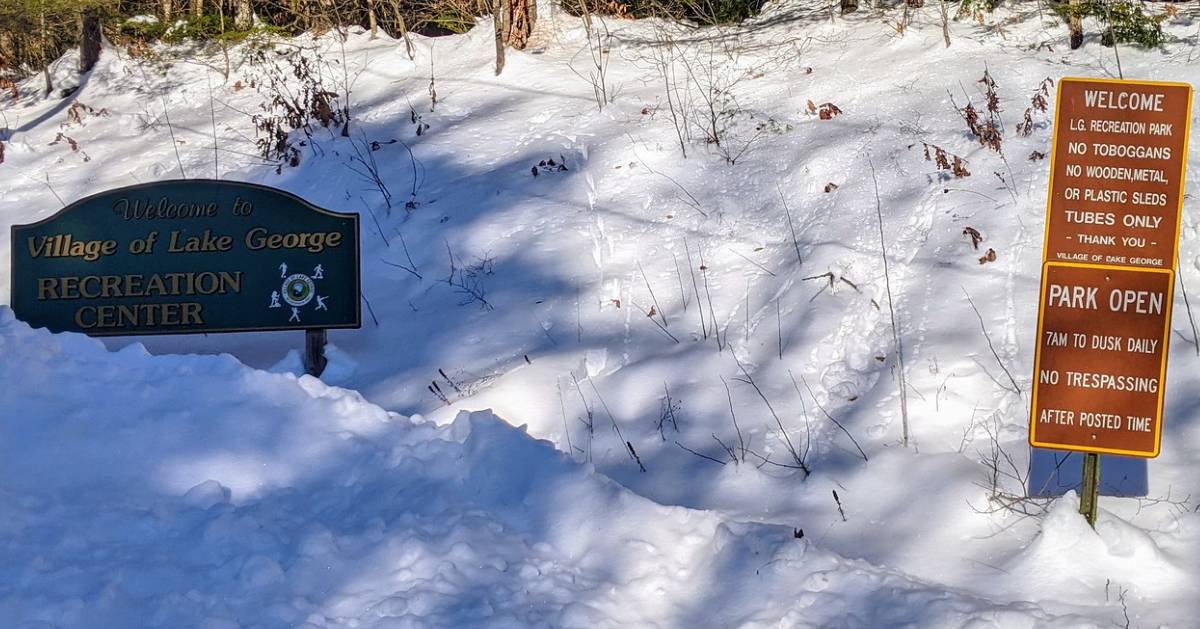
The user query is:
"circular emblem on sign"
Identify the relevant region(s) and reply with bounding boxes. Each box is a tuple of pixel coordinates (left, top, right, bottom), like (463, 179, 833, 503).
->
(282, 274, 316, 307)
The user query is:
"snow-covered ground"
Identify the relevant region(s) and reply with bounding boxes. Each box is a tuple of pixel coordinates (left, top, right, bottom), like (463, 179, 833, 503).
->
(3, 2, 1200, 626)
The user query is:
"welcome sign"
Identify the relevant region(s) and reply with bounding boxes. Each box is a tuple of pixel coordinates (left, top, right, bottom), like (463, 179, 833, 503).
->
(10, 180, 360, 336)
(1030, 78, 1192, 458)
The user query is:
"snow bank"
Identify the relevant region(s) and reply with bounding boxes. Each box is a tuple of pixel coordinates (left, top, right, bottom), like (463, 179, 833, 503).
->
(0, 311, 1083, 627)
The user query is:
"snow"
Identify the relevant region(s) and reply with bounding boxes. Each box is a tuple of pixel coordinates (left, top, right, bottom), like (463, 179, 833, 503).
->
(0, 310, 1089, 627)
(3, 1, 1200, 626)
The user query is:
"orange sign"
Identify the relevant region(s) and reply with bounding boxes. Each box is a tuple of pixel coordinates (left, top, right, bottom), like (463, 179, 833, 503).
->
(1030, 263, 1172, 457)
(1043, 78, 1192, 270)
(1031, 77, 1192, 458)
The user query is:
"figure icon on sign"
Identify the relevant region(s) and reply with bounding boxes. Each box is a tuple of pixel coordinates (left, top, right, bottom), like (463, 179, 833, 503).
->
(267, 262, 330, 324)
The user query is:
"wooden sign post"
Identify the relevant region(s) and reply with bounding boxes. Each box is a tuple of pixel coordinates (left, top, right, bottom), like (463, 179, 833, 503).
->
(1031, 77, 1192, 526)
(10, 180, 361, 378)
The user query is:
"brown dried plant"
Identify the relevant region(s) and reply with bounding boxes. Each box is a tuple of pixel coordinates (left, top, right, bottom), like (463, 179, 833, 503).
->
(922, 142, 971, 178)
(963, 227, 982, 249)
(1016, 77, 1054, 137)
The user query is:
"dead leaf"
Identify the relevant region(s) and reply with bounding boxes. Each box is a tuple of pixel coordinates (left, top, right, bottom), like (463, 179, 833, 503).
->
(963, 226, 982, 250)
(818, 103, 842, 120)
(979, 248, 997, 264)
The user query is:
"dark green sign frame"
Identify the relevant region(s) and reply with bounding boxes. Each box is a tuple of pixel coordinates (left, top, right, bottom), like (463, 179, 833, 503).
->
(10, 179, 360, 336)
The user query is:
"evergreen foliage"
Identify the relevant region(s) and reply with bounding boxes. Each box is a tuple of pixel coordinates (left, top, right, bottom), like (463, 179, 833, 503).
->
(1053, 0, 1166, 48)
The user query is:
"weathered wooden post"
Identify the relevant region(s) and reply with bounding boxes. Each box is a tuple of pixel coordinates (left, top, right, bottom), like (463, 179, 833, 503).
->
(304, 329, 328, 377)
(1079, 452, 1100, 527)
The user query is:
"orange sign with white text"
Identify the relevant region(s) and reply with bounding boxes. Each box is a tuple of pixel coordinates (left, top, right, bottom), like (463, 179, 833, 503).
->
(1030, 78, 1192, 458)
(1042, 78, 1191, 270)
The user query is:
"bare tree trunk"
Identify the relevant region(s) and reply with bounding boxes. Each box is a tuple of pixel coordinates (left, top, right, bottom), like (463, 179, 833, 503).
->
(218, 0, 230, 78)
(40, 9, 53, 96)
(1069, 0, 1083, 49)
(234, 0, 252, 30)
(389, 0, 416, 58)
(493, 0, 506, 75)
(162, 0, 174, 20)
(78, 9, 102, 74)
(939, 0, 950, 47)
(191, 0, 204, 19)
(368, 0, 378, 38)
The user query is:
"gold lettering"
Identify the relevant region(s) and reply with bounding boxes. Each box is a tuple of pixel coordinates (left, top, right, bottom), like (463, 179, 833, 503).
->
(182, 302, 203, 325)
(96, 305, 116, 328)
(27, 236, 51, 258)
(36, 273, 246, 302)
(165, 273, 184, 295)
(145, 273, 166, 297)
(160, 303, 181, 325)
(38, 278, 60, 300)
(196, 272, 218, 295)
(60, 277, 80, 300)
(245, 227, 267, 250)
(74, 306, 97, 329)
(80, 276, 101, 299)
(124, 275, 144, 297)
(218, 271, 242, 294)
(244, 227, 343, 253)
(101, 275, 121, 298)
(118, 305, 139, 326)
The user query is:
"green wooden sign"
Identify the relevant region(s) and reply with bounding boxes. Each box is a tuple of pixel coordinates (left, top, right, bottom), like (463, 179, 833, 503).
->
(10, 179, 360, 336)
